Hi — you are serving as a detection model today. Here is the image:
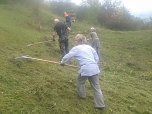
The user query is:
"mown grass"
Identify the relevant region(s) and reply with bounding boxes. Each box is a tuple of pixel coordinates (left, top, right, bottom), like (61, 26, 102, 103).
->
(0, 3, 152, 114)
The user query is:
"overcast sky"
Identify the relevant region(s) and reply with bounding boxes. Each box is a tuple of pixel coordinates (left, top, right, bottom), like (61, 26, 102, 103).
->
(72, 0, 152, 14)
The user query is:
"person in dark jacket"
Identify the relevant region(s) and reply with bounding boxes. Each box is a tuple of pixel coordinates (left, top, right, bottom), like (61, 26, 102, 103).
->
(53, 19, 70, 58)
(64, 12, 71, 28)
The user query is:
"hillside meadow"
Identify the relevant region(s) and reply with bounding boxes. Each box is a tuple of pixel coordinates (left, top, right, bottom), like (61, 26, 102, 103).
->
(0, 3, 152, 114)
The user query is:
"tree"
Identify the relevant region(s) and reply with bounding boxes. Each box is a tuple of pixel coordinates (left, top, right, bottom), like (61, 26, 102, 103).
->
(76, 0, 101, 24)
(97, 0, 139, 30)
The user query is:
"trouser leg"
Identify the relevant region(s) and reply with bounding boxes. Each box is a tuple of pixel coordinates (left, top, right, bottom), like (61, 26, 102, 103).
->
(65, 39, 69, 53)
(59, 39, 66, 58)
(66, 22, 71, 28)
(77, 74, 87, 98)
(88, 75, 105, 108)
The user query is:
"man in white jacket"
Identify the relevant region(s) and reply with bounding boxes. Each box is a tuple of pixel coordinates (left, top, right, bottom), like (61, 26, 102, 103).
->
(60, 34, 105, 109)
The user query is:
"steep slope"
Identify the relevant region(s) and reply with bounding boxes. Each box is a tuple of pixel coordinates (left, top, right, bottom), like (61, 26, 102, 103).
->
(0, 3, 152, 114)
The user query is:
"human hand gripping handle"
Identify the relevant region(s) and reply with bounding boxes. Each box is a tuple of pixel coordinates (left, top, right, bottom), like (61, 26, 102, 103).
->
(60, 61, 65, 66)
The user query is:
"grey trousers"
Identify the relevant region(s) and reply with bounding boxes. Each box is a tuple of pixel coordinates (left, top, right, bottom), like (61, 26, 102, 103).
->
(77, 74, 105, 108)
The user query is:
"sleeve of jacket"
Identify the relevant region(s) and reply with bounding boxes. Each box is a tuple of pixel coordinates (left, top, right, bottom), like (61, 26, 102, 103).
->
(61, 47, 77, 64)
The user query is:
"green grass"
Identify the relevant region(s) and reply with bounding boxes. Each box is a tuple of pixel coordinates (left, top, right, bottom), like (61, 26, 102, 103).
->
(0, 3, 152, 114)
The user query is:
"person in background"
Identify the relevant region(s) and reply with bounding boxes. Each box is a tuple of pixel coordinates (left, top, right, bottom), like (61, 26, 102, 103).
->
(60, 34, 105, 109)
(64, 12, 71, 28)
(52, 18, 70, 58)
(89, 27, 100, 59)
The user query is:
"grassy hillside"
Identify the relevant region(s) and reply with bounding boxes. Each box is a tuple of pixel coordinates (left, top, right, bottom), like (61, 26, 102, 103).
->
(0, 3, 152, 114)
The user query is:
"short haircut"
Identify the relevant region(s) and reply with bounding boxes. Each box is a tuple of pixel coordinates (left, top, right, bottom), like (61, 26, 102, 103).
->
(54, 19, 59, 23)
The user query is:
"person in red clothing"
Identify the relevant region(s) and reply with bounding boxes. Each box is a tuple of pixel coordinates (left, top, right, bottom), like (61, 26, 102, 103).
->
(64, 12, 68, 17)
(64, 12, 71, 28)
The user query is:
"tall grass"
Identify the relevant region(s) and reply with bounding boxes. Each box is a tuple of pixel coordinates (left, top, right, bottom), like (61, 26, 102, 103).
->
(0, 3, 152, 114)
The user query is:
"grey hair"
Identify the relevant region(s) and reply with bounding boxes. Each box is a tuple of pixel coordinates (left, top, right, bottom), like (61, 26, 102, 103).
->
(54, 18, 59, 24)
(75, 34, 87, 44)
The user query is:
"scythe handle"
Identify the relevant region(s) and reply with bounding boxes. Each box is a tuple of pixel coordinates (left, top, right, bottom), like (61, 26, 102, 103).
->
(23, 56, 77, 68)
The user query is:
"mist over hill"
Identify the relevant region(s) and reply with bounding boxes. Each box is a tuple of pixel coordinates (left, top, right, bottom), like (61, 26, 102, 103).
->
(132, 11, 152, 19)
